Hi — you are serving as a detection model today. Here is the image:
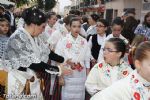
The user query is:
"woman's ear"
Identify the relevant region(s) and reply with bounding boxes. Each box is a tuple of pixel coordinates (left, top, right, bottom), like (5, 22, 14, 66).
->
(104, 27, 107, 31)
(117, 52, 122, 58)
(134, 60, 142, 71)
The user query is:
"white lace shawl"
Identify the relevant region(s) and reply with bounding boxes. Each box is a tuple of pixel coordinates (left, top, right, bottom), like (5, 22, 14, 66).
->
(2, 27, 50, 70)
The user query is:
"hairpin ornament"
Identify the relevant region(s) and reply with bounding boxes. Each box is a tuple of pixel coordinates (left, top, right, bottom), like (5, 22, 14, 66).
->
(33, 13, 36, 16)
(39, 15, 42, 18)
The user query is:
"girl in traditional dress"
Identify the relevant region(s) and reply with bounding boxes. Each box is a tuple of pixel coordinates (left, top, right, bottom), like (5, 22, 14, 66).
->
(2, 7, 71, 100)
(47, 14, 76, 50)
(55, 17, 91, 100)
(88, 19, 109, 68)
(87, 14, 99, 37)
(0, 18, 10, 99)
(40, 12, 58, 43)
(85, 38, 133, 96)
(91, 41, 150, 100)
(0, 18, 11, 58)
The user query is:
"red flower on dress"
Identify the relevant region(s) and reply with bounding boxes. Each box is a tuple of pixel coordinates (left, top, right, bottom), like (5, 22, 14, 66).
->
(134, 92, 140, 100)
(134, 79, 139, 83)
(107, 69, 110, 72)
(99, 63, 103, 68)
(75, 63, 83, 72)
(123, 71, 128, 76)
(66, 42, 72, 48)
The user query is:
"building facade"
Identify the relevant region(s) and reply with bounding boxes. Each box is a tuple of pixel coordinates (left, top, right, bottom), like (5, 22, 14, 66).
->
(104, 0, 142, 23)
(70, 0, 105, 17)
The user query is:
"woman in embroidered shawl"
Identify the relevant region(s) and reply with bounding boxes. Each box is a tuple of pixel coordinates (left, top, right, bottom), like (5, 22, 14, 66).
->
(85, 38, 133, 96)
(91, 41, 150, 100)
(2, 7, 71, 100)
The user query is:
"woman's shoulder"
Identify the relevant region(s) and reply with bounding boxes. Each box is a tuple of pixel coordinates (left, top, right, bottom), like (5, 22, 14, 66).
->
(91, 76, 131, 100)
(9, 28, 29, 42)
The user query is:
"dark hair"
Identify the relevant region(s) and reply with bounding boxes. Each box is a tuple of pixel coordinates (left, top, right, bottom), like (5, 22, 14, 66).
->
(125, 9, 136, 15)
(90, 14, 99, 22)
(107, 38, 126, 58)
(21, 8, 28, 19)
(63, 14, 77, 25)
(122, 16, 139, 44)
(0, 18, 11, 36)
(57, 14, 61, 19)
(23, 6, 46, 26)
(134, 41, 150, 61)
(7, 4, 14, 9)
(69, 10, 81, 16)
(0, 5, 4, 12)
(112, 17, 124, 28)
(46, 11, 56, 19)
(97, 19, 109, 27)
(69, 17, 81, 26)
(143, 12, 150, 26)
(82, 15, 88, 23)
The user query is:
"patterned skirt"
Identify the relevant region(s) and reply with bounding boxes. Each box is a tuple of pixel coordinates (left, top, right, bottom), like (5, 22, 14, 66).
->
(39, 72, 61, 100)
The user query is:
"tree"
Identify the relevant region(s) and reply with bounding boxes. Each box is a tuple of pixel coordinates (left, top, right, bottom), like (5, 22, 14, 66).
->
(10, 0, 30, 7)
(45, 0, 56, 11)
(37, 0, 57, 11)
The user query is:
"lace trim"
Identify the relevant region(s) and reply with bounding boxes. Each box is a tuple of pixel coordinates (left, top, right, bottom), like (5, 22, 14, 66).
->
(2, 54, 41, 70)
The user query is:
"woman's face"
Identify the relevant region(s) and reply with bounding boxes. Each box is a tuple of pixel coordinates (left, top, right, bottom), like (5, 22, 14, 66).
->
(70, 21, 81, 36)
(48, 15, 57, 26)
(103, 42, 121, 64)
(136, 52, 150, 82)
(33, 23, 46, 36)
(96, 22, 106, 35)
(0, 21, 9, 35)
(146, 16, 150, 26)
(112, 24, 122, 37)
(88, 16, 95, 25)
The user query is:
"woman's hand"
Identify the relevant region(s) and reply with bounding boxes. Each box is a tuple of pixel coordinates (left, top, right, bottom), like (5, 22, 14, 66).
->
(66, 59, 76, 69)
(59, 64, 73, 76)
(91, 59, 97, 67)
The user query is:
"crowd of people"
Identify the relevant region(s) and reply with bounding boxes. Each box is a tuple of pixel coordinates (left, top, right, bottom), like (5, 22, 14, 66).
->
(0, 4, 150, 100)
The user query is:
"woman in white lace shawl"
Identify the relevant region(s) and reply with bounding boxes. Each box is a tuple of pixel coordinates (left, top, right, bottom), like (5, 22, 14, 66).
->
(1, 7, 71, 100)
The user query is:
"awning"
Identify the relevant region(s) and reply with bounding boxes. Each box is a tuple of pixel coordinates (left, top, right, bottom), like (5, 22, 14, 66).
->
(0, 0, 15, 5)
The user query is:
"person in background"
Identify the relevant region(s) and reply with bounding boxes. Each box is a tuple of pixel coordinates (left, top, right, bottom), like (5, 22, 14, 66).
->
(134, 12, 150, 40)
(41, 12, 58, 43)
(87, 14, 99, 38)
(47, 14, 76, 50)
(56, 14, 63, 24)
(0, 5, 10, 22)
(97, 18, 128, 62)
(17, 8, 27, 28)
(91, 41, 150, 100)
(86, 38, 132, 97)
(128, 35, 146, 69)
(55, 17, 90, 100)
(122, 16, 139, 44)
(5, 4, 16, 33)
(88, 19, 109, 68)
(82, 15, 90, 31)
(121, 9, 136, 22)
(0, 18, 11, 58)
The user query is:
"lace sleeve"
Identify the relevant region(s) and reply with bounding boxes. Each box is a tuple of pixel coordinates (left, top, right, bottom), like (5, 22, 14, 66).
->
(2, 32, 41, 69)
